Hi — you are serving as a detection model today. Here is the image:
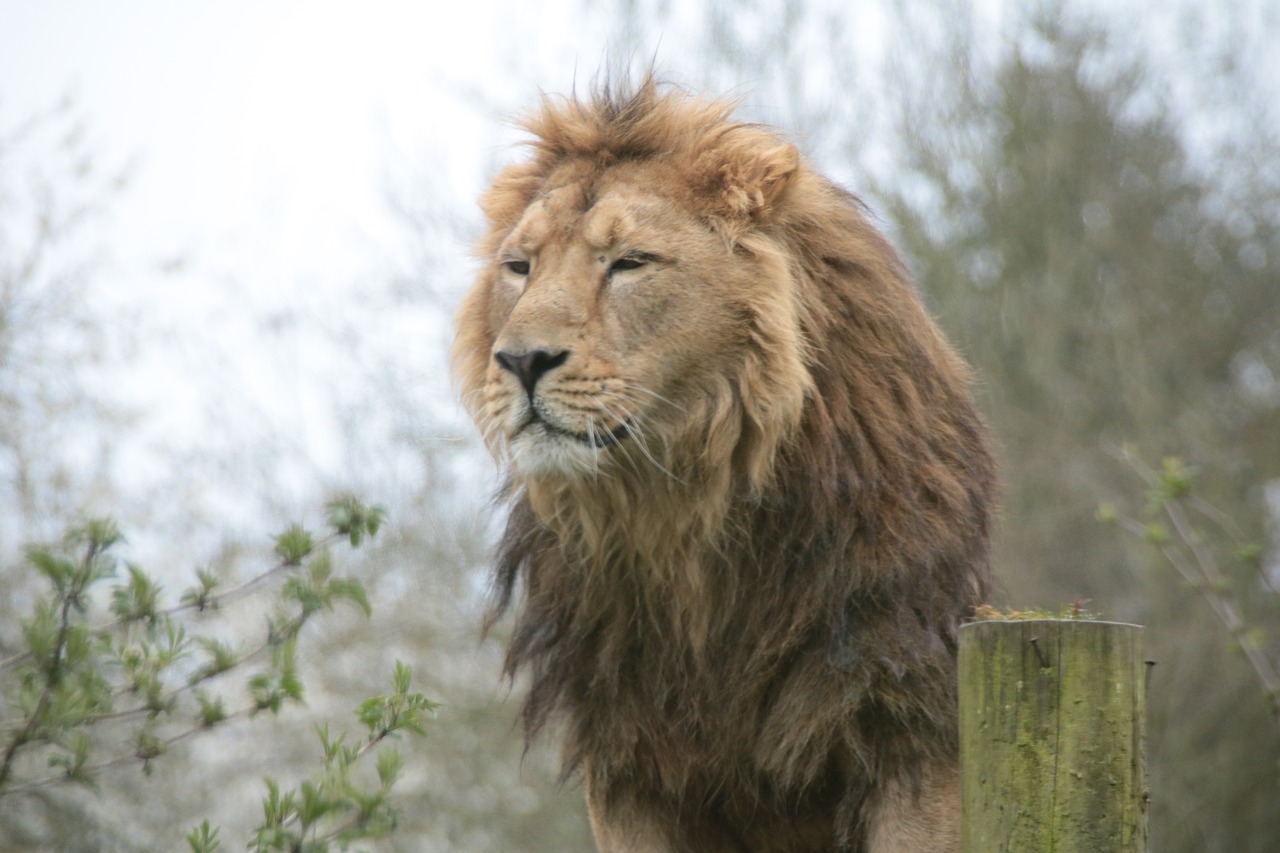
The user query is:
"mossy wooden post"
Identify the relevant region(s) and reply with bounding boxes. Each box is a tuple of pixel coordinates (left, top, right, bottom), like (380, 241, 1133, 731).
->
(959, 619, 1147, 852)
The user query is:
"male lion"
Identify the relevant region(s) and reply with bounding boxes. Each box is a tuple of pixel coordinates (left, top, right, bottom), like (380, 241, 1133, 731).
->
(452, 78, 995, 852)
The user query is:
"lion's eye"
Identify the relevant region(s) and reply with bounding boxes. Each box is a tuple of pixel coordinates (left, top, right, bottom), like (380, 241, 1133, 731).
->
(609, 256, 646, 273)
(502, 259, 530, 276)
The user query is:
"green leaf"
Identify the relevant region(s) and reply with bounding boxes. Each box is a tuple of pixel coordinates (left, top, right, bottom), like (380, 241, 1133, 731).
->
(251, 778, 300, 851)
(47, 730, 94, 788)
(186, 820, 221, 853)
(391, 661, 411, 695)
(356, 695, 386, 734)
(280, 668, 304, 703)
(315, 722, 344, 762)
(1144, 522, 1170, 546)
(265, 609, 303, 647)
(280, 555, 369, 619)
(297, 779, 330, 826)
(191, 637, 238, 683)
(22, 600, 62, 668)
(342, 788, 395, 839)
(250, 639, 305, 714)
(26, 547, 77, 595)
(181, 568, 221, 611)
(74, 517, 124, 552)
(305, 550, 333, 586)
(1158, 456, 1193, 498)
(364, 505, 386, 539)
(249, 673, 279, 714)
(327, 577, 371, 617)
(158, 617, 189, 663)
(375, 747, 403, 789)
(195, 690, 226, 727)
(273, 524, 314, 566)
(355, 663, 438, 740)
(1235, 542, 1264, 565)
(282, 575, 325, 617)
(112, 563, 162, 625)
(260, 777, 288, 825)
(326, 495, 387, 547)
(134, 729, 164, 760)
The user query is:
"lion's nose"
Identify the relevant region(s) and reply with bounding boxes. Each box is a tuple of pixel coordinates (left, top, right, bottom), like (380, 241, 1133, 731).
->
(494, 348, 570, 397)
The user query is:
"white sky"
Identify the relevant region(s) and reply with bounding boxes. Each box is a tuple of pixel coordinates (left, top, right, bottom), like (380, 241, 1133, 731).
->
(0, 0, 619, 551)
(4, 0, 1269, 311)
(1, 1, 577, 293)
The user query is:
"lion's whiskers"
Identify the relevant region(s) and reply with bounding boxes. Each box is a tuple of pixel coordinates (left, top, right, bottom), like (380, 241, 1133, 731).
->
(590, 394, 683, 485)
(621, 381, 684, 413)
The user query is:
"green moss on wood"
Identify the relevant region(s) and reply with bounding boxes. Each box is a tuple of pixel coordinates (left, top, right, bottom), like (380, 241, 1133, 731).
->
(959, 620, 1147, 852)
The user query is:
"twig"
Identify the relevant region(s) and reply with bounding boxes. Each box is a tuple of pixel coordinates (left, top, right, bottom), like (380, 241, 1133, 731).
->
(1161, 497, 1280, 722)
(0, 705, 258, 797)
(167, 532, 344, 616)
(1106, 444, 1280, 724)
(0, 532, 343, 675)
(0, 538, 102, 788)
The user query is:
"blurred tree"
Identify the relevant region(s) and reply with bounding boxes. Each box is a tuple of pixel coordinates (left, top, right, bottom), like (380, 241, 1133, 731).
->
(876, 9, 1278, 594)
(0, 98, 133, 551)
(870, 13, 1280, 848)
(0, 98, 142, 852)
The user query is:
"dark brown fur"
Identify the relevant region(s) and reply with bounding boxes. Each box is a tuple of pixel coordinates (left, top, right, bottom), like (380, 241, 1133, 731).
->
(457, 79, 995, 852)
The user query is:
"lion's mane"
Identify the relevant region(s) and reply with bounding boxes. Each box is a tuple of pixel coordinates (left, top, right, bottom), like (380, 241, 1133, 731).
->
(453, 79, 996, 850)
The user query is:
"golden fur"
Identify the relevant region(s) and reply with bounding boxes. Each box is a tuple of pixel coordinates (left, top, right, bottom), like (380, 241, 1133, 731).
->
(452, 78, 995, 852)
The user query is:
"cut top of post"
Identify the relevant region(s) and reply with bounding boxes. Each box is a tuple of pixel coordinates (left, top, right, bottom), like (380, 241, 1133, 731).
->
(958, 619, 1147, 853)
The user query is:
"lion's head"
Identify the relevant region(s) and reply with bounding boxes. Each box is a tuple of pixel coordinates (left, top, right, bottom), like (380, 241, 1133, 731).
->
(453, 87, 808, 493)
(452, 78, 995, 851)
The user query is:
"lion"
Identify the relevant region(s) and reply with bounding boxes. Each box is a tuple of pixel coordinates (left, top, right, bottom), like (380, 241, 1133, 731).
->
(452, 77, 996, 852)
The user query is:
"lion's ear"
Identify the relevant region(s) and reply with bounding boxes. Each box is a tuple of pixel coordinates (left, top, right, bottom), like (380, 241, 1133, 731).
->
(702, 139, 800, 228)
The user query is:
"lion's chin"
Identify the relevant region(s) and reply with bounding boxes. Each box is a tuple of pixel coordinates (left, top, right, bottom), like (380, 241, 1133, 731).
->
(508, 424, 611, 479)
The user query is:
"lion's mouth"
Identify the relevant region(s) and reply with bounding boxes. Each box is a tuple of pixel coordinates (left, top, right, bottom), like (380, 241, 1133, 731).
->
(519, 413, 630, 449)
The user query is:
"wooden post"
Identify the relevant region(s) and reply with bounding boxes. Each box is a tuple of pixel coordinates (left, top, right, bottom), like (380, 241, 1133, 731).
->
(958, 619, 1147, 852)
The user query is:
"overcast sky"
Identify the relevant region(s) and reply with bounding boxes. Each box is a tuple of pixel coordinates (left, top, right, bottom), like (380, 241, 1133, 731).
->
(4, 0, 1271, 321)
(0, 0, 627, 551)
(0, 1, 590, 296)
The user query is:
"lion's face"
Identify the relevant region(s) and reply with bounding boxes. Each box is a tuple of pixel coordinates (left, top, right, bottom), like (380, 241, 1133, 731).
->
(458, 157, 807, 482)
